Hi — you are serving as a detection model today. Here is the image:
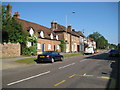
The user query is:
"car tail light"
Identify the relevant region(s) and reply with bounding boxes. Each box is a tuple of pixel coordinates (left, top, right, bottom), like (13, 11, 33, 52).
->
(46, 55, 50, 58)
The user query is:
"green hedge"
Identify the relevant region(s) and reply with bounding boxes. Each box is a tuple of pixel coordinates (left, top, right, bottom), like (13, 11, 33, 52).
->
(22, 46, 37, 56)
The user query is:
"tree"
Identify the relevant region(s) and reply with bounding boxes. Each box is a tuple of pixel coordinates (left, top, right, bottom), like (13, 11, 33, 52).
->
(88, 32, 101, 41)
(2, 5, 28, 44)
(88, 32, 108, 49)
(97, 36, 108, 49)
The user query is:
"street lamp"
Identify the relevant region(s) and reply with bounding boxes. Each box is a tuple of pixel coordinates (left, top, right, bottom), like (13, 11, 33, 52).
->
(65, 11, 75, 52)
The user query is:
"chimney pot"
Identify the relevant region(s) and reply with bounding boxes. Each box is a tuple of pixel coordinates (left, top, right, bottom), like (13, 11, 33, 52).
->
(14, 12, 20, 18)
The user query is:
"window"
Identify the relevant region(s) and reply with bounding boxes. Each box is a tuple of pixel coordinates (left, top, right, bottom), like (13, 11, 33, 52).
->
(50, 33, 53, 39)
(37, 43, 41, 49)
(48, 44, 51, 50)
(29, 28, 34, 36)
(27, 41, 31, 47)
(57, 45, 59, 50)
(40, 31, 44, 38)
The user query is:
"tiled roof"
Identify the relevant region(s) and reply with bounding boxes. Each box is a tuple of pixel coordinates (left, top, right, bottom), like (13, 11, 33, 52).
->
(17, 18, 56, 39)
(54, 24, 79, 37)
(76, 31, 85, 37)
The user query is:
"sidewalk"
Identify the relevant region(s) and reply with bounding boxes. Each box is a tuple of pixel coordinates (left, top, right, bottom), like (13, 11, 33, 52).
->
(2, 56, 37, 70)
(1, 52, 80, 70)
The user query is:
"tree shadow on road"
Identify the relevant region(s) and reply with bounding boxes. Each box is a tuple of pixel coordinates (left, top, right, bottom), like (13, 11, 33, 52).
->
(84, 52, 120, 90)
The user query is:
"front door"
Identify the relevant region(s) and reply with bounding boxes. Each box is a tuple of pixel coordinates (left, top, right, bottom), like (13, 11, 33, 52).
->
(42, 44, 44, 52)
(77, 45, 80, 52)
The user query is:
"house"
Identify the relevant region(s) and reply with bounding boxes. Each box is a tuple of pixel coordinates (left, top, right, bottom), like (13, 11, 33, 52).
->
(76, 31, 86, 52)
(14, 12, 61, 54)
(51, 21, 80, 53)
(87, 37, 96, 49)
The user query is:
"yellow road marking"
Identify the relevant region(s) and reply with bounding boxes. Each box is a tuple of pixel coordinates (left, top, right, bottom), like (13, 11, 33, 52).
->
(69, 74, 76, 78)
(96, 76, 110, 79)
(54, 80, 66, 86)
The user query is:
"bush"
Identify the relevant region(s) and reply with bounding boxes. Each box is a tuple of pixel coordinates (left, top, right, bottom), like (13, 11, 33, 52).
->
(22, 46, 37, 56)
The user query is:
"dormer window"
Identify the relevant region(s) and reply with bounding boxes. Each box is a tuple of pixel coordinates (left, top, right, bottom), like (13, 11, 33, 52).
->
(56, 35, 59, 40)
(29, 28, 34, 36)
(50, 33, 53, 39)
(40, 31, 44, 38)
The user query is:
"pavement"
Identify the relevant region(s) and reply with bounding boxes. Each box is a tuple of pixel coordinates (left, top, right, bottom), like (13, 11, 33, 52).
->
(1, 52, 81, 70)
(1, 56, 37, 70)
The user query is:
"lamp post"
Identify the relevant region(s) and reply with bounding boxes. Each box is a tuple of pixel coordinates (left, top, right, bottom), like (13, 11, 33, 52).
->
(65, 11, 75, 53)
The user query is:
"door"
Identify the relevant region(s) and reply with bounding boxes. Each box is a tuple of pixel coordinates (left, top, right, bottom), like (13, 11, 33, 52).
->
(42, 44, 44, 52)
(54, 45, 56, 51)
(77, 45, 80, 52)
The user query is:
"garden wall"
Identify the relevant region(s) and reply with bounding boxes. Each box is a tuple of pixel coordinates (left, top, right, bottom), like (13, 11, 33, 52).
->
(0, 43, 20, 58)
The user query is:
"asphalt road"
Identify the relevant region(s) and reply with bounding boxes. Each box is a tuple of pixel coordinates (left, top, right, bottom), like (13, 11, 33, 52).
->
(2, 52, 114, 89)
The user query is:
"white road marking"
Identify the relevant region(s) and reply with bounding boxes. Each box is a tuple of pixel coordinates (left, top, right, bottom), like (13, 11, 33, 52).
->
(83, 73, 86, 76)
(7, 71, 51, 86)
(79, 59, 88, 62)
(58, 63, 75, 69)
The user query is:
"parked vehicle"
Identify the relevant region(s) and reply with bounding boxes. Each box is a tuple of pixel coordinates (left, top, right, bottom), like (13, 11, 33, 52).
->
(84, 46, 94, 54)
(35, 51, 64, 63)
(94, 50, 97, 53)
(109, 49, 120, 57)
(94, 49, 99, 53)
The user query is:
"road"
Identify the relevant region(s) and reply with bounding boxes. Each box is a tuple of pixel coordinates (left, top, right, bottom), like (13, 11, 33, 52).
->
(2, 51, 115, 89)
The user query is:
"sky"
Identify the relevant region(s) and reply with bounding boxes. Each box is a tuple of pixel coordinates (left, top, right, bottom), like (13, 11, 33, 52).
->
(2, 2, 118, 45)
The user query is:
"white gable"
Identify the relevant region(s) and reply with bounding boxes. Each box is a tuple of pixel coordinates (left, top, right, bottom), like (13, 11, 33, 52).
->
(29, 28, 34, 36)
(40, 31, 44, 38)
(50, 33, 53, 39)
(56, 35, 59, 40)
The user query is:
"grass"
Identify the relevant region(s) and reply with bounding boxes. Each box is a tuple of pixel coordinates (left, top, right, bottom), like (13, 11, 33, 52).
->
(109, 78, 116, 88)
(15, 57, 37, 64)
(63, 53, 83, 58)
(15, 53, 83, 64)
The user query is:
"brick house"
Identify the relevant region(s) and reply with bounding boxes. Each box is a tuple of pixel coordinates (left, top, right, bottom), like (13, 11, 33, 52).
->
(14, 12, 60, 54)
(51, 21, 80, 53)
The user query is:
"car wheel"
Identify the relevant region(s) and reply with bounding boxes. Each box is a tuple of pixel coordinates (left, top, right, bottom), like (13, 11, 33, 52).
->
(51, 58, 54, 63)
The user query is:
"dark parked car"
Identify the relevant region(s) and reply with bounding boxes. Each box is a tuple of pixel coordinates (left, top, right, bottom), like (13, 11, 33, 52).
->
(109, 49, 120, 57)
(35, 51, 64, 63)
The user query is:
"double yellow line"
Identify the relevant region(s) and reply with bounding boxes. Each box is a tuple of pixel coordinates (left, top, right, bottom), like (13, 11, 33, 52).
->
(54, 74, 76, 87)
(54, 80, 66, 86)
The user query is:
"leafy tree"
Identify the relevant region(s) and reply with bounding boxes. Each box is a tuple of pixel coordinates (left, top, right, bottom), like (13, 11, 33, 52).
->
(108, 43, 117, 49)
(2, 5, 28, 43)
(97, 36, 108, 49)
(88, 32, 108, 49)
(88, 32, 101, 41)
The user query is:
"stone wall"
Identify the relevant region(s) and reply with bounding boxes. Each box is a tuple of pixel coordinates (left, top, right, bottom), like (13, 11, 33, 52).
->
(0, 43, 20, 58)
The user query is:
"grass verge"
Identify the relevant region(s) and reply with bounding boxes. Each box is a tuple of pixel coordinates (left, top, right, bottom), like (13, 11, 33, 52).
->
(15, 53, 83, 64)
(63, 53, 83, 58)
(15, 57, 37, 64)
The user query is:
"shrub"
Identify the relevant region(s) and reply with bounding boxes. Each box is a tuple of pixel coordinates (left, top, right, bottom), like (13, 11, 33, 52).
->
(22, 46, 37, 56)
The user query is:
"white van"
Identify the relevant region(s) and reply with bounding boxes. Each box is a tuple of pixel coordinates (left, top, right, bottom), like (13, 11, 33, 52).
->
(84, 46, 94, 54)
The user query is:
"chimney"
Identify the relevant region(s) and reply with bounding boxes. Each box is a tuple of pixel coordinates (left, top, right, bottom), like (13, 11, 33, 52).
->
(67, 25, 72, 31)
(51, 20, 57, 31)
(13, 12, 20, 18)
(6, 4, 12, 18)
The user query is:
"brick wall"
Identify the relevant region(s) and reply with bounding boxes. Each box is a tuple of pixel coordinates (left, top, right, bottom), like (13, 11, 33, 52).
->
(37, 39, 61, 54)
(0, 43, 20, 58)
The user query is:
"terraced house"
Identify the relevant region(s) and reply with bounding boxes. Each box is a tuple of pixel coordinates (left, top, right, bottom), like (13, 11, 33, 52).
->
(14, 12, 61, 54)
(51, 21, 81, 53)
